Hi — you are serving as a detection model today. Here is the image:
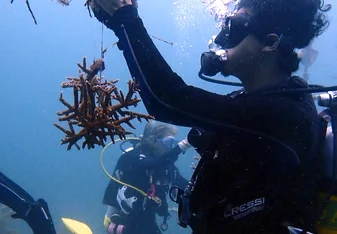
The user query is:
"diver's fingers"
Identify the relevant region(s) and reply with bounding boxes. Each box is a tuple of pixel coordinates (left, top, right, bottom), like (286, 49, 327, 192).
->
(95, 0, 133, 12)
(131, 0, 138, 7)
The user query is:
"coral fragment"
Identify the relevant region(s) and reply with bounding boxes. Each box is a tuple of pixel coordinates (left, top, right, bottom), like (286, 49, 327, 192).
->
(55, 57, 154, 150)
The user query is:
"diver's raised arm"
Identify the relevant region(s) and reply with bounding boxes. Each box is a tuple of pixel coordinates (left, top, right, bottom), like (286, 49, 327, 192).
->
(89, 2, 248, 129)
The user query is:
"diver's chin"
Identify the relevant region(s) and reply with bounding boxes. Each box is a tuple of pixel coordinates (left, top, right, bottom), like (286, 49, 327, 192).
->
(219, 62, 235, 77)
(220, 70, 232, 77)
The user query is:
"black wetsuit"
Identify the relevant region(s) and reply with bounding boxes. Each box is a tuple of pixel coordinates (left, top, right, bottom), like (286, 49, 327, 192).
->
(103, 146, 188, 234)
(0, 172, 56, 234)
(93, 5, 322, 233)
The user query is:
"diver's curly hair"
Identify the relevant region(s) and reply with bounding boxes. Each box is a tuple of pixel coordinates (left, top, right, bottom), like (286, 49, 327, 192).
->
(238, 0, 331, 74)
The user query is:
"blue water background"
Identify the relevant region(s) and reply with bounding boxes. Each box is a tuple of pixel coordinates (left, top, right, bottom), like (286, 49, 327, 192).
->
(0, 0, 336, 233)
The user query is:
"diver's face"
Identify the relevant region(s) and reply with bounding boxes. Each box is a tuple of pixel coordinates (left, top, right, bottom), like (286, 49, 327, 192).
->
(220, 8, 264, 79)
(152, 135, 178, 158)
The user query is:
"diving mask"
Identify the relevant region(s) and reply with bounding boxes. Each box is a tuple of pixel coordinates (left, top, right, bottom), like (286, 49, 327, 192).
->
(199, 13, 252, 77)
(158, 136, 178, 150)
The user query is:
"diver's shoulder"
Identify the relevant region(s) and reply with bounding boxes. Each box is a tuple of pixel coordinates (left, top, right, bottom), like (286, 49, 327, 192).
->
(120, 148, 150, 161)
(117, 149, 139, 162)
(288, 76, 309, 88)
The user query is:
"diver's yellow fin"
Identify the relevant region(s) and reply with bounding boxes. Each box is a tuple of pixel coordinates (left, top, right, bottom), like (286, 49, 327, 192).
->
(62, 217, 93, 234)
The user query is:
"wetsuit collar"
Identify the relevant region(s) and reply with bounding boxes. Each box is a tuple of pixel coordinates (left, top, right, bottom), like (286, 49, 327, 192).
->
(236, 76, 308, 96)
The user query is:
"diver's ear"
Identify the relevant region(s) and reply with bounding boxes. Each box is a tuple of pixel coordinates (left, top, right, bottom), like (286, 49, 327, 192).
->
(262, 34, 281, 52)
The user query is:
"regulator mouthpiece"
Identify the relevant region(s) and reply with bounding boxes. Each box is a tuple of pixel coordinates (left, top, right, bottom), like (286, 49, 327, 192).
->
(199, 49, 228, 77)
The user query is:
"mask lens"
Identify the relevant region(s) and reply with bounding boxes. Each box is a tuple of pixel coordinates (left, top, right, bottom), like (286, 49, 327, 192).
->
(159, 136, 178, 149)
(214, 26, 230, 48)
(215, 14, 251, 49)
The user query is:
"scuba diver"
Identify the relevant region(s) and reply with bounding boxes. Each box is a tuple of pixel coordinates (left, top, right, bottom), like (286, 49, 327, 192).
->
(102, 121, 191, 234)
(88, 0, 333, 233)
(0, 171, 56, 234)
(297, 44, 319, 81)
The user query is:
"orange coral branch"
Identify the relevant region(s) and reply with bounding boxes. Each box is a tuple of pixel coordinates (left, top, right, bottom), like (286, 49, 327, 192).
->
(54, 57, 154, 150)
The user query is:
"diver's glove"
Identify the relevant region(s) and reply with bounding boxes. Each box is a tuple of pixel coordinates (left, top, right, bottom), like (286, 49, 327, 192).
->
(90, 0, 140, 32)
(89, 0, 138, 29)
(107, 221, 126, 234)
(178, 138, 192, 153)
(11, 198, 56, 234)
(90, 0, 133, 17)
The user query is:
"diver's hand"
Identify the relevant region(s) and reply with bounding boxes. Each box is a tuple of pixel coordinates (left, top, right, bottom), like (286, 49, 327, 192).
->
(178, 138, 192, 153)
(90, 0, 136, 17)
(107, 221, 126, 234)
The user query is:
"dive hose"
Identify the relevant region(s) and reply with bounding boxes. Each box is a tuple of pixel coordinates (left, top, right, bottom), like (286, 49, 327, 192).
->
(100, 137, 148, 197)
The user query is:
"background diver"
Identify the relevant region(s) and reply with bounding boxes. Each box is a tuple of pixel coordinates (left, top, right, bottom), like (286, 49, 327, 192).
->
(89, 0, 333, 233)
(102, 121, 191, 234)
